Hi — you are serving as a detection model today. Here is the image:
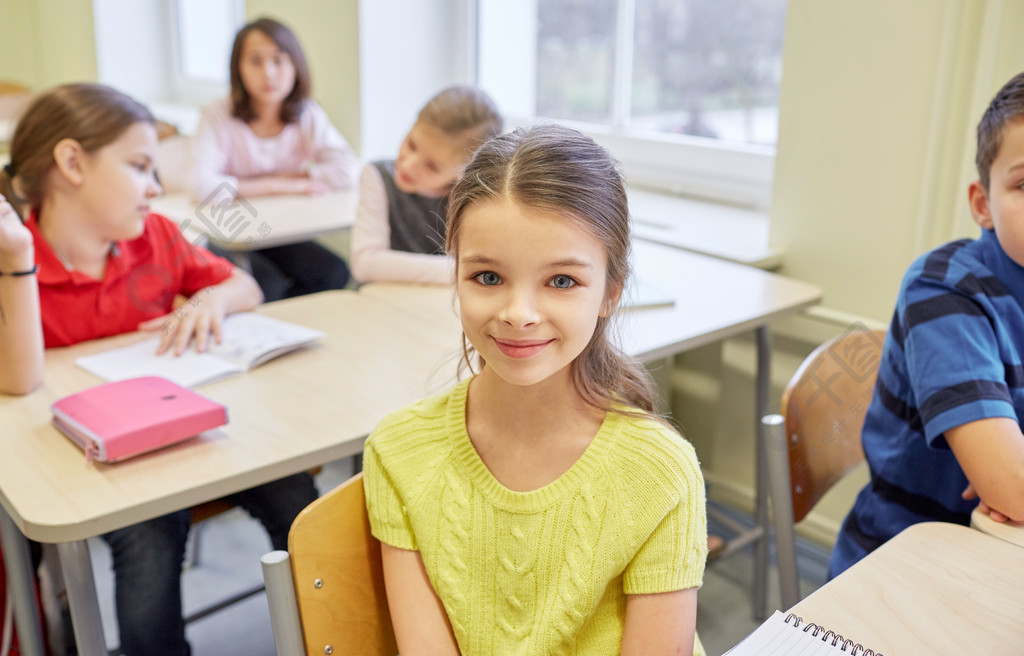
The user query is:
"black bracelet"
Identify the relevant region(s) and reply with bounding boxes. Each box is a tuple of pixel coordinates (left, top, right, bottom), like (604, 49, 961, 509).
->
(0, 264, 38, 277)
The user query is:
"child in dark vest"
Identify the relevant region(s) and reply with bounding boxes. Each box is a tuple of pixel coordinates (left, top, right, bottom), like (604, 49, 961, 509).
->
(350, 86, 502, 285)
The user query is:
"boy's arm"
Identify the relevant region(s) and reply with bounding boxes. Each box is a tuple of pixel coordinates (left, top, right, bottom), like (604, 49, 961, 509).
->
(946, 417, 1024, 521)
(0, 198, 43, 395)
(380, 543, 461, 656)
(621, 588, 698, 656)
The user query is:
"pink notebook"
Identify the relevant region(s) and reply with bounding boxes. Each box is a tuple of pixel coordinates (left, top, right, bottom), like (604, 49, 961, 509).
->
(51, 376, 228, 463)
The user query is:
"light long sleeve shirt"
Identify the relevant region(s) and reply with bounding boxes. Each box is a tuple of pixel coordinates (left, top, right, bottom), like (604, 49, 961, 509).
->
(189, 96, 359, 205)
(349, 162, 454, 285)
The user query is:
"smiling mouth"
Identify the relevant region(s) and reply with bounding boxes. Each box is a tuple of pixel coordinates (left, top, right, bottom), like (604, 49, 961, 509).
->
(493, 338, 553, 359)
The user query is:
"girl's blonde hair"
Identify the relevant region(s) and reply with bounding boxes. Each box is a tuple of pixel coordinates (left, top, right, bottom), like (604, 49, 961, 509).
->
(417, 85, 503, 157)
(445, 124, 657, 414)
(0, 83, 154, 217)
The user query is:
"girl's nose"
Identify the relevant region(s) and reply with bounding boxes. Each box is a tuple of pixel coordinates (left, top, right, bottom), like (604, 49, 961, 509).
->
(147, 173, 163, 198)
(499, 288, 539, 328)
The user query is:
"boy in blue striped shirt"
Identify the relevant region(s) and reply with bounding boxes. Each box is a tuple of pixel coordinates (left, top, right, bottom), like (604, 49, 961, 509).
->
(830, 72, 1024, 576)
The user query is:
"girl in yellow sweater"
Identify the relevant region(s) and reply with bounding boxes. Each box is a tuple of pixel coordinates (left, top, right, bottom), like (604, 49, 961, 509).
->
(364, 124, 708, 656)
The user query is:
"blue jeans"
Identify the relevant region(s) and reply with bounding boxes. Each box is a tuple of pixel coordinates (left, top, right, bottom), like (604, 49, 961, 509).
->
(101, 472, 318, 656)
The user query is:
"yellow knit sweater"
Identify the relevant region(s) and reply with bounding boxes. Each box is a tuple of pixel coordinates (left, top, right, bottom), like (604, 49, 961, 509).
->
(364, 378, 708, 656)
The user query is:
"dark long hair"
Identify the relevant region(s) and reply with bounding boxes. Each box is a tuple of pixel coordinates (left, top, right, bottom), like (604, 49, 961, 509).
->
(229, 17, 311, 124)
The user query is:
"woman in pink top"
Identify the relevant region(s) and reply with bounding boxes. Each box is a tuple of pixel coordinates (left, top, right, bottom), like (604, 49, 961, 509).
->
(190, 17, 358, 300)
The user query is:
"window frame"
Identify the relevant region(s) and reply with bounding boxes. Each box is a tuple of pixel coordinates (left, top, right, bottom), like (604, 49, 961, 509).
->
(473, 0, 779, 209)
(164, 0, 246, 106)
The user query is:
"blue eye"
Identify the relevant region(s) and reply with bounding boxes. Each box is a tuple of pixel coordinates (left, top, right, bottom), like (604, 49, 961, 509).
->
(474, 271, 501, 286)
(550, 275, 576, 289)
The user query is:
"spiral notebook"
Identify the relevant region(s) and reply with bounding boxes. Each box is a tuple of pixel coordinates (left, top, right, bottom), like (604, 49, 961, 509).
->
(725, 611, 884, 655)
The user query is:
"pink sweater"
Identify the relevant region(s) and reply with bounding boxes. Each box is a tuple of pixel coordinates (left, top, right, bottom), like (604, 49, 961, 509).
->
(189, 96, 359, 204)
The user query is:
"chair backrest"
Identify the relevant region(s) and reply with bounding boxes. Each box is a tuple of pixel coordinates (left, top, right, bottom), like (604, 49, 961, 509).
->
(781, 328, 885, 522)
(287, 472, 398, 656)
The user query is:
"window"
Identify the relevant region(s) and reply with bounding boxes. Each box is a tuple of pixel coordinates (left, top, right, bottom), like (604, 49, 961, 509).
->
(167, 0, 246, 104)
(93, 0, 244, 132)
(477, 0, 788, 207)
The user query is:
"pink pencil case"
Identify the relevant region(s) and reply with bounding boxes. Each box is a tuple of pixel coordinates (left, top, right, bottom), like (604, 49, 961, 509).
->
(51, 376, 228, 463)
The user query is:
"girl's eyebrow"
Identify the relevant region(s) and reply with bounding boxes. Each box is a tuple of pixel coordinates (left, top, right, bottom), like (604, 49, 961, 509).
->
(547, 258, 593, 270)
(460, 254, 498, 266)
(459, 254, 593, 269)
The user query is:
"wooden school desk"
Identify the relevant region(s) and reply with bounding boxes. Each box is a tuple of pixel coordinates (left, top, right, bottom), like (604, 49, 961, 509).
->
(362, 238, 824, 617)
(0, 290, 461, 655)
(789, 522, 1024, 655)
(151, 190, 357, 269)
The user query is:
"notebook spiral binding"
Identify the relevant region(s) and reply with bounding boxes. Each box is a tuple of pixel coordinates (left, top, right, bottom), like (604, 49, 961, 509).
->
(784, 613, 884, 656)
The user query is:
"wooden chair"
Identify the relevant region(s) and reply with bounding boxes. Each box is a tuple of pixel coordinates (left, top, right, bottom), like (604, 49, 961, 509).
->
(261, 472, 397, 656)
(761, 327, 885, 610)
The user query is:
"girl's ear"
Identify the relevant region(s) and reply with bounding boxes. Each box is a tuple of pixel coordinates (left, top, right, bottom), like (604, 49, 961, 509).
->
(599, 282, 623, 317)
(52, 138, 87, 187)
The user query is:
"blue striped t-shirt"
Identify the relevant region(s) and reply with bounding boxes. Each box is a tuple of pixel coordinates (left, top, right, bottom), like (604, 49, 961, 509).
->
(830, 228, 1024, 576)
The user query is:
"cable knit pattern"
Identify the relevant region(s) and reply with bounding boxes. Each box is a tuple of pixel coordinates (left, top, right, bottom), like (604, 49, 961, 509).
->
(364, 378, 708, 656)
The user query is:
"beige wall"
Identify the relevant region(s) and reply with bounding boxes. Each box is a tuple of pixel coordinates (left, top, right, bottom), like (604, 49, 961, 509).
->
(0, 0, 97, 89)
(245, 0, 362, 154)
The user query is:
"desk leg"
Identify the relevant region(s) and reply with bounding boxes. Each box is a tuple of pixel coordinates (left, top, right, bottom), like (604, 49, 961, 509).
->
(0, 507, 45, 656)
(752, 326, 771, 620)
(57, 540, 107, 655)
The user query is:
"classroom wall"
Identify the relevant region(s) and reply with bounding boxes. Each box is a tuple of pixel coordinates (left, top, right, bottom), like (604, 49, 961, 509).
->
(0, 0, 98, 89)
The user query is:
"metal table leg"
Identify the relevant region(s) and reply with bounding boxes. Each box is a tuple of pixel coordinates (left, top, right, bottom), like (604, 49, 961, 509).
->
(752, 326, 771, 620)
(57, 540, 107, 655)
(0, 506, 45, 656)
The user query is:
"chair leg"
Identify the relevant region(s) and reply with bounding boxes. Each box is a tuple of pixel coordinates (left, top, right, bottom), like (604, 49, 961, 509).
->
(261, 551, 306, 655)
(763, 414, 801, 610)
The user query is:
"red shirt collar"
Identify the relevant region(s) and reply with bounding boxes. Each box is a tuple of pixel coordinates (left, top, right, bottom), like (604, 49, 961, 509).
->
(27, 210, 153, 286)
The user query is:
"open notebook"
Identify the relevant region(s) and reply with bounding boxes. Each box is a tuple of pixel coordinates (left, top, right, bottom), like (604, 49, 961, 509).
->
(76, 313, 324, 388)
(725, 611, 884, 655)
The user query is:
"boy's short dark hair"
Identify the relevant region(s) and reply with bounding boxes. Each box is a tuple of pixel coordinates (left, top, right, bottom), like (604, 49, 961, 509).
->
(976, 71, 1024, 191)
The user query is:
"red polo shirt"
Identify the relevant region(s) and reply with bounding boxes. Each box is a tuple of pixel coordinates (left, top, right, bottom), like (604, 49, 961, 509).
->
(28, 212, 235, 347)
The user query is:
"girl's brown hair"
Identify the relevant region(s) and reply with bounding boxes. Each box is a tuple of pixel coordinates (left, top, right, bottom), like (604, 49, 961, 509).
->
(417, 85, 503, 157)
(229, 17, 311, 124)
(0, 83, 154, 216)
(445, 124, 657, 415)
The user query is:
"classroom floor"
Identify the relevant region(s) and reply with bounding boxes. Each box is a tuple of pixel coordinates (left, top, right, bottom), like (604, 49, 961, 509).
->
(80, 456, 828, 656)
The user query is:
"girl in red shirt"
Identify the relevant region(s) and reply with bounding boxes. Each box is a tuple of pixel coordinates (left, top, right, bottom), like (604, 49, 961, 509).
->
(0, 83, 317, 656)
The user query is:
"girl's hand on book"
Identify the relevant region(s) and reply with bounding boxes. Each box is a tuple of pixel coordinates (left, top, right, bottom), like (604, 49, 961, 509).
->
(0, 195, 33, 271)
(962, 482, 1011, 523)
(140, 287, 227, 356)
